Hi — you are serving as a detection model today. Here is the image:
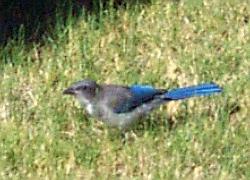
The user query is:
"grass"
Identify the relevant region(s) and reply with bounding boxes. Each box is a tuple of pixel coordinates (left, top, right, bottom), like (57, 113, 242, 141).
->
(0, 0, 250, 179)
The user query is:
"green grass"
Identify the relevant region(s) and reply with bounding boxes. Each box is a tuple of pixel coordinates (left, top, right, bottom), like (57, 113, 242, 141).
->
(0, 0, 250, 179)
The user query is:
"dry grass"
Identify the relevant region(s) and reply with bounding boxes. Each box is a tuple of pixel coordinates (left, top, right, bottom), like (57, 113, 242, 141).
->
(0, 0, 249, 179)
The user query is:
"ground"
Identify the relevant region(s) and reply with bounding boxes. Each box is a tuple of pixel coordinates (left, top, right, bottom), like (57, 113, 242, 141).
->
(0, 0, 249, 179)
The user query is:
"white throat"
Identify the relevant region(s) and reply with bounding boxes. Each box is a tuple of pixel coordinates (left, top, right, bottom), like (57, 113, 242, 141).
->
(78, 97, 94, 115)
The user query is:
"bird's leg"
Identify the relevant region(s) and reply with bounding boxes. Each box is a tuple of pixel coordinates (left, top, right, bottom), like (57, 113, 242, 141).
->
(121, 131, 126, 145)
(120, 130, 138, 144)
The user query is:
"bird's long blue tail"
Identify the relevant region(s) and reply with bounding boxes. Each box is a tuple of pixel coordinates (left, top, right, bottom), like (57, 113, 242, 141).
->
(164, 83, 222, 100)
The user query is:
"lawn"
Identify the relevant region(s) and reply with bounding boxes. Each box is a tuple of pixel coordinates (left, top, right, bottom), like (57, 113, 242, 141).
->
(0, 0, 249, 179)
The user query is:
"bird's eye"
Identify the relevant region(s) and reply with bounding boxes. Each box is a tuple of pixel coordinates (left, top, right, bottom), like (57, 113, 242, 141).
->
(82, 85, 87, 90)
(75, 86, 87, 91)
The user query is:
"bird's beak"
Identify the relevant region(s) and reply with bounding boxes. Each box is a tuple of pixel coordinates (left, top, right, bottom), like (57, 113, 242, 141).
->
(63, 87, 75, 95)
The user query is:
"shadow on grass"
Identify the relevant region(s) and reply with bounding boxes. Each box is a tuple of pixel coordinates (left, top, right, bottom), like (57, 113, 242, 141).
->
(0, 0, 152, 45)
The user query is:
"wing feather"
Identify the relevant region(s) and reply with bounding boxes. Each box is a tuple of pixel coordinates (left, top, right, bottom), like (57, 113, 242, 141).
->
(113, 85, 165, 113)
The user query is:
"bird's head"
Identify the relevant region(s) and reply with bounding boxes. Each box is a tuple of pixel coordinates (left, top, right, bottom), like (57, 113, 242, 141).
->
(63, 79, 99, 105)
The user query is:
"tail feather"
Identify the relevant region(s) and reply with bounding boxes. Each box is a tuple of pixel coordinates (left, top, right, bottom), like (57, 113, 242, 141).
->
(164, 83, 222, 100)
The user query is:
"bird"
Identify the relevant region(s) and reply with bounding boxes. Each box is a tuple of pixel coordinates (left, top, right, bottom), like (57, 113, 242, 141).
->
(63, 79, 222, 130)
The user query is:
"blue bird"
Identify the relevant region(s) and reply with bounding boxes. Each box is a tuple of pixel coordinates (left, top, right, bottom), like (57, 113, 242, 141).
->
(63, 79, 222, 130)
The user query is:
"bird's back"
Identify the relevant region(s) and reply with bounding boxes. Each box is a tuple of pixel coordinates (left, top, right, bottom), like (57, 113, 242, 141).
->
(94, 84, 165, 129)
(96, 84, 132, 111)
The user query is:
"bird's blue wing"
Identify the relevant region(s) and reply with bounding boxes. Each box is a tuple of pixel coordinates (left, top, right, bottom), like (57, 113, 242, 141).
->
(113, 85, 164, 113)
